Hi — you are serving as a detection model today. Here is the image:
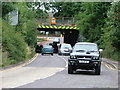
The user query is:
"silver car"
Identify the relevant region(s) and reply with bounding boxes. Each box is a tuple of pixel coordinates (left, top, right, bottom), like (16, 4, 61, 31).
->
(53, 38, 60, 43)
(58, 43, 72, 55)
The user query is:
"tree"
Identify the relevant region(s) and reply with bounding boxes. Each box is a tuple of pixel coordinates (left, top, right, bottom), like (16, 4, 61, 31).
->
(2, 2, 15, 18)
(14, 2, 37, 47)
(110, 2, 120, 50)
(51, 2, 82, 17)
(26, 2, 48, 18)
(96, 1, 120, 61)
(76, 2, 111, 42)
(2, 20, 27, 64)
(2, 2, 40, 66)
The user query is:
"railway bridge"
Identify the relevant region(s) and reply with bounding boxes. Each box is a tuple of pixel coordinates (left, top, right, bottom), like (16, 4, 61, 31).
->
(37, 17, 80, 46)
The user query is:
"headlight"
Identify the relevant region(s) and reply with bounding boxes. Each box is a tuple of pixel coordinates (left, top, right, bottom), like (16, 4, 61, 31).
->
(92, 56, 99, 60)
(70, 55, 76, 59)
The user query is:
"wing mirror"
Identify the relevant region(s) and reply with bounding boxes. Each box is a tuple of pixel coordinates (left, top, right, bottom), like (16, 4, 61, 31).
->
(99, 49, 103, 52)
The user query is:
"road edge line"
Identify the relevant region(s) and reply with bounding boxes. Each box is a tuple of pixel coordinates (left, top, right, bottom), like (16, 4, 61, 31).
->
(56, 54, 68, 68)
(0, 54, 38, 71)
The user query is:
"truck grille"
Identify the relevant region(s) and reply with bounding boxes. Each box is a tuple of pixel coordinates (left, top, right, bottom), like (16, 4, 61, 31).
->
(76, 56, 92, 59)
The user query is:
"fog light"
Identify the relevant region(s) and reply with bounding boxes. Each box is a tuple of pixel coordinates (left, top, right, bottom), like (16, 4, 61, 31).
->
(70, 55, 76, 59)
(92, 56, 99, 60)
(70, 61, 75, 63)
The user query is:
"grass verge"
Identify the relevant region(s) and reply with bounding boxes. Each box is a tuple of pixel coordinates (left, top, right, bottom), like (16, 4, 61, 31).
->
(1, 46, 35, 67)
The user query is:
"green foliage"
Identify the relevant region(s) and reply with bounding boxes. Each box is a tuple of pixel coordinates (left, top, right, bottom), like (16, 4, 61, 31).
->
(76, 2, 111, 42)
(75, 2, 119, 61)
(26, 2, 82, 17)
(1, 51, 10, 67)
(109, 2, 120, 50)
(100, 2, 120, 61)
(23, 19, 37, 46)
(2, 2, 41, 67)
(52, 2, 82, 17)
(35, 9, 48, 17)
(2, 21, 27, 66)
(15, 2, 37, 47)
(26, 2, 48, 17)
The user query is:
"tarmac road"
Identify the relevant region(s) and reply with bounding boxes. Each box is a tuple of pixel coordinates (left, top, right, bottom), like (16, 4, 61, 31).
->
(1, 54, 118, 88)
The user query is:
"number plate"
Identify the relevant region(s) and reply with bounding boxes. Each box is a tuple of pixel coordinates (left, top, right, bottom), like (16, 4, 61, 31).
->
(79, 60, 89, 63)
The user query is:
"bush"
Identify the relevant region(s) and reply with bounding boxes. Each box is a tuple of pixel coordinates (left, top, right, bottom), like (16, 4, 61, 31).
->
(22, 19, 37, 47)
(2, 21, 27, 66)
(102, 42, 120, 61)
(1, 51, 10, 67)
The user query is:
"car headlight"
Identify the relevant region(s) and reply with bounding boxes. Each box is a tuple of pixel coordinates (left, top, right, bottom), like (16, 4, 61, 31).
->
(70, 55, 76, 59)
(92, 56, 99, 60)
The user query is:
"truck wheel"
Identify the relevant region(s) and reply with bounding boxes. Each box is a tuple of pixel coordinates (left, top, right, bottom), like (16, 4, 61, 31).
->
(41, 53, 44, 55)
(95, 65, 101, 75)
(58, 53, 61, 55)
(68, 65, 74, 74)
(51, 53, 53, 56)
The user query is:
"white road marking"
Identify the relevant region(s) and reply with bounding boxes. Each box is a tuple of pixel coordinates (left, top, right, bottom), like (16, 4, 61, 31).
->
(56, 54, 68, 68)
(62, 58, 68, 68)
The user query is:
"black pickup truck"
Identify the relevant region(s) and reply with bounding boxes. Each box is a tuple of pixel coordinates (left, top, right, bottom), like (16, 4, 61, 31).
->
(68, 42, 103, 75)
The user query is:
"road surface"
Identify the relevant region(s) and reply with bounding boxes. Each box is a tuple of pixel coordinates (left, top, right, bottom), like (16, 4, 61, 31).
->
(1, 53, 118, 88)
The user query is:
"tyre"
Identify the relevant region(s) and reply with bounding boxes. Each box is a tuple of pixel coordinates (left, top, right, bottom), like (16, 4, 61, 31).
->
(58, 53, 61, 55)
(51, 53, 53, 56)
(41, 53, 44, 55)
(95, 65, 101, 75)
(68, 64, 74, 74)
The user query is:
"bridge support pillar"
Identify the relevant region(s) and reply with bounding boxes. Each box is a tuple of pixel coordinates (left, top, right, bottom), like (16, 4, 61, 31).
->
(64, 30, 79, 47)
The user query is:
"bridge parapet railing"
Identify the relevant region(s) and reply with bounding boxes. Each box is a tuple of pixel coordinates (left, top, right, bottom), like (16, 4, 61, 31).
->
(37, 17, 78, 26)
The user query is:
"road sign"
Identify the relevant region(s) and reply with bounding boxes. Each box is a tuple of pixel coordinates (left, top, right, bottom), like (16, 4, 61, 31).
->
(50, 18, 56, 25)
